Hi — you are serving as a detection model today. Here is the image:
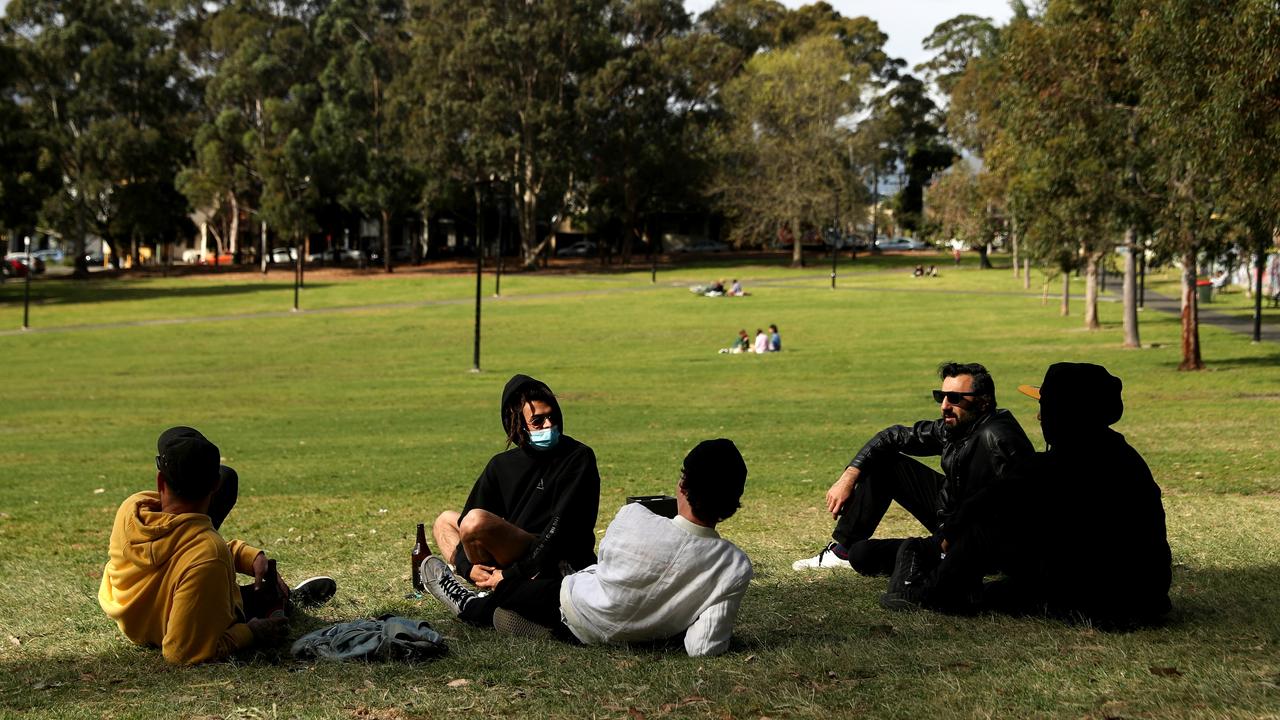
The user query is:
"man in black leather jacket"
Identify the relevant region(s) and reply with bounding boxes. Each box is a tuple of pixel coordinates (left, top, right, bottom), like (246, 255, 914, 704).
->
(794, 362, 1033, 609)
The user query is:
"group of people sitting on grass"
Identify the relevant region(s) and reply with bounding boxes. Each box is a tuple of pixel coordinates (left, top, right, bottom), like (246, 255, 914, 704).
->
(692, 278, 745, 297)
(720, 324, 781, 354)
(99, 364, 1171, 665)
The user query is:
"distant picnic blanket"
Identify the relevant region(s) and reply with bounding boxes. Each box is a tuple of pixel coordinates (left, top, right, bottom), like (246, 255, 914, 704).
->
(291, 615, 447, 662)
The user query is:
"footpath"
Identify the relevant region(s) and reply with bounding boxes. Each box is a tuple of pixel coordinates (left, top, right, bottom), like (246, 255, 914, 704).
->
(1135, 289, 1280, 344)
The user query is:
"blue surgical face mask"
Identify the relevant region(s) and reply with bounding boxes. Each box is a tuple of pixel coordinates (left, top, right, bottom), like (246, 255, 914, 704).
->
(528, 425, 561, 450)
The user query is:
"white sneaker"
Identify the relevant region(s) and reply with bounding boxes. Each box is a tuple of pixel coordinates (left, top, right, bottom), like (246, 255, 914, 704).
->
(792, 542, 853, 571)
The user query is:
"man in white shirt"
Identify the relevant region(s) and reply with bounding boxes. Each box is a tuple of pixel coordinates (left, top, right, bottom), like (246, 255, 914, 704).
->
(419, 439, 753, 657)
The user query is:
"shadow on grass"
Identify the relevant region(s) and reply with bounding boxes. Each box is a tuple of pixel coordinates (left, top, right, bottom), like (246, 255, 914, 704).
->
(732, 561, 1280, 653)
(0, 280, 331, 308)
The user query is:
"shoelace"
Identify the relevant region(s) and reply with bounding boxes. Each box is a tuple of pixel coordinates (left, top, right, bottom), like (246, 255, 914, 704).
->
(436, 570, 473, 608)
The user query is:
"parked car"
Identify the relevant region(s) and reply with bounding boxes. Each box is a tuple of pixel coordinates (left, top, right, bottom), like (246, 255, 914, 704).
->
(269, 247, 297, 264)
(367, 245, 412, 264)
(873, 237, 931, 251)
(555, 240, 597, 257)
(4, 252, 46, 274)
(32, 248, 64, 264)
(307, 247, 366, 264)
(674, 239, 730, 253)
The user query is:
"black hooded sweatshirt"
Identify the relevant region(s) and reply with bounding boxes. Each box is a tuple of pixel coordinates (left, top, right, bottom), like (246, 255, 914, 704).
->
(454, 374, 600, 584)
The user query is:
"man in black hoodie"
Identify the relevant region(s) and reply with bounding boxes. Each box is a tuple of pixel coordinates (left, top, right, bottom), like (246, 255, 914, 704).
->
(432, 375, 600, 590)
(985, 362, 1171, 627)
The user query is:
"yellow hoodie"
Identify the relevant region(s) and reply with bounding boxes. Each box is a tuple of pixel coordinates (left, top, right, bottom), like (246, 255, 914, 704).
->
(98, 491, 262, 665)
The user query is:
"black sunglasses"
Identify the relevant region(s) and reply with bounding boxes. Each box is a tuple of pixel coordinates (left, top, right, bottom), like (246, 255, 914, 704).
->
(933, 390, 979, 404)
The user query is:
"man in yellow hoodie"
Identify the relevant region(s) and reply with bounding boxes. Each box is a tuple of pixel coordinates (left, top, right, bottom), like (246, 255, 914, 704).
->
(99, 426, 299, 665)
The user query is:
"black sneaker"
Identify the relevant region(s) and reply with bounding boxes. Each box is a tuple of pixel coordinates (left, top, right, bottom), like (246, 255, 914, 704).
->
(291, 576, 337, 607)
(880, 538, 930, 612)
(420, 557, 476, 617)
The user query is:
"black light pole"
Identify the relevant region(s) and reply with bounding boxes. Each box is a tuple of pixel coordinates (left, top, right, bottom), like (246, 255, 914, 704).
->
(472, 185, 484, 372)
(292, 240, 300, 311)
(651, 231, 657, 284)
(22, 235, 32, 330)
(831, 191, 839, 290)
(1138, 238, 1146, 309)
(494, 178, 504, 298)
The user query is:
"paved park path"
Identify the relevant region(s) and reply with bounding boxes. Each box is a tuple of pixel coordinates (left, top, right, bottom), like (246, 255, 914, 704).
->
(3, 269, 1276, 343)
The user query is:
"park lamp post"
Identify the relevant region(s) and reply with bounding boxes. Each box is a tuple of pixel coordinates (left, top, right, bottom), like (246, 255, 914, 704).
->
(293, 240, 301, 312)
(22, 235, 31, 330)
(831, 190, 840, 290)
(472, 184, 485, 373)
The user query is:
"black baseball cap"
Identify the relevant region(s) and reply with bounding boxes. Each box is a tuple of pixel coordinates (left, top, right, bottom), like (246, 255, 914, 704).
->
(683, 438, 747, 487)
(156, 426, 221, 499)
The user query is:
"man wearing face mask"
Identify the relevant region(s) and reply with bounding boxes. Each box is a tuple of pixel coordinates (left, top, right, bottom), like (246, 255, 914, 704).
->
(793, 362, 1033, 610)
(432, 374, 600, 591)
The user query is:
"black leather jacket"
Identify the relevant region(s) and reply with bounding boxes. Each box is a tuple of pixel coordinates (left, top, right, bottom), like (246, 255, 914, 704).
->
(848, 409, 1033, 541)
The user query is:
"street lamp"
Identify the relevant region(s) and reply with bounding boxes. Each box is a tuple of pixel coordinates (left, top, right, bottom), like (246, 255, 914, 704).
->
(22, 235, 31, 330)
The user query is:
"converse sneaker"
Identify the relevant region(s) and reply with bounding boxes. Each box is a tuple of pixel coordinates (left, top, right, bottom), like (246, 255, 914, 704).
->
(420, 557, 476, 617)
(792, 542, 854, 571)
(291, 576, 337, 607)
(492, 608, 554, 640)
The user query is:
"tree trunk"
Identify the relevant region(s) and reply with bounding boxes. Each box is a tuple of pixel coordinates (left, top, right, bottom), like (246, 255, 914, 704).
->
(1060, 271, 1070, 316)
(228, 191, 240, 260)
(791, 217, 803, 268)
(260, 220, 268, 275)
(1011, 216, 1020, 278)
(1178, 246, 1204, 371)
(381, 208, 393, 273)
(1023, 258, 1031, 290)
(1251, 234, 1266, 343)
(1122, 228, 1140, 348)
(978, 242, 994, 269)
(1083, 250, 1101, 330)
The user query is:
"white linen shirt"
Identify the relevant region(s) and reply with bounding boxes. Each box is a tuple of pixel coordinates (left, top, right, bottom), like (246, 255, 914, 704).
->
(559, 502, 753, 657)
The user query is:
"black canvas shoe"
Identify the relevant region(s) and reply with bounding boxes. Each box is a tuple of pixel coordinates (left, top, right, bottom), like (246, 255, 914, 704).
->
(420, 557, 476, 617)
(291, 576, 338, 607)
(880, 538, 930, 611)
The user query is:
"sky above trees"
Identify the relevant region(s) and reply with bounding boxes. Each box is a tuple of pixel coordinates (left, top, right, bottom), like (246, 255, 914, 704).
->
(684, 0, 1014, 72)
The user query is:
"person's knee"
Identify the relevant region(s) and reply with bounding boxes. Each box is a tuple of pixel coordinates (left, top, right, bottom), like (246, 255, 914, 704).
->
(458, 509, 500, 541)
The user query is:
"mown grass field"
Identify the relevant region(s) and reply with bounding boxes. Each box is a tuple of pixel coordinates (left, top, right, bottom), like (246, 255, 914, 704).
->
(1, 253, 1278, 719)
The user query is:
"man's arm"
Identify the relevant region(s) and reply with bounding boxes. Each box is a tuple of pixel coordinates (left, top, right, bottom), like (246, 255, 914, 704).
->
(163, 560, 254, 665)
(683, 590, 748, 657)
(827, 420, 945, 516)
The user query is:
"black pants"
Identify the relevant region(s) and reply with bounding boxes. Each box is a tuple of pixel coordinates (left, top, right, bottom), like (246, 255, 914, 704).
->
(459, 574, 578, 642)
(832, 454, 943, 576)
(210, 466, 284, 620)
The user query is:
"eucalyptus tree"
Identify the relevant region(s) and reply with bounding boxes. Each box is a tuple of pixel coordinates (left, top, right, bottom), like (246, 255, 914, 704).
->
(6, 0, 195, 275)
(578, 0, 705, 264)
(711, 35, 862, 267)
(1128, 0, 1236, 370)
(313, 0, 417, 272)
(404, 0, 612, 267)
(0, 40, 57, 248)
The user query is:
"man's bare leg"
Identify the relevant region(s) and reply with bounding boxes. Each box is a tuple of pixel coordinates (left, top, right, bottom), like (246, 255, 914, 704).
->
(433, 511, 462, 568)
(458, 509, 537, 567)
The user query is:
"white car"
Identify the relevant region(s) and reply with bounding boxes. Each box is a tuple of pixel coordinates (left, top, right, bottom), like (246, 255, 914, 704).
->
(270, 247, 298, 264)
(873, 237, 930, 251)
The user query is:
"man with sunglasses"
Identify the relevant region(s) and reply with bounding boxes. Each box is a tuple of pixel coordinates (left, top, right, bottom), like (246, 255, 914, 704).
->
(793, 362, 1033, 611)
(431, 374, 600, 592)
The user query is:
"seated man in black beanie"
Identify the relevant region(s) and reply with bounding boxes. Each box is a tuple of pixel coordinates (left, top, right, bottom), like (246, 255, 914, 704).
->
(985, 362, 1172, 627)
(419, 439, 753, 657)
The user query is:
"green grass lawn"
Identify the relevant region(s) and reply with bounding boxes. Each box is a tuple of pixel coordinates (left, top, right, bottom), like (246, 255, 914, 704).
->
(1, 255, 1278, 719)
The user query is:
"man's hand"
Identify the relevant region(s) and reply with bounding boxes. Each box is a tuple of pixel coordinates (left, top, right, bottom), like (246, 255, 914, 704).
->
(468, 563, 497, 587)
(251, 552, 291, 597)
(247, 615, 289, 645)
(475, 568, 504, 591)
(825, 466, 861, 518)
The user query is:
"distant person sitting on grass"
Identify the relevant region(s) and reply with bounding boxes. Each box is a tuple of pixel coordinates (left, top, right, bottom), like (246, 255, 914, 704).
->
(730, 279, 744, 296)
(431, 374, 600, 592)
(753, 328, 769, 354)
(768, 324, 781, 352)
(419, 439, 753, 657)
(720, 329, 751, 354)
(99, 427, 336, 665)
(984, 363, 1171, 628)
